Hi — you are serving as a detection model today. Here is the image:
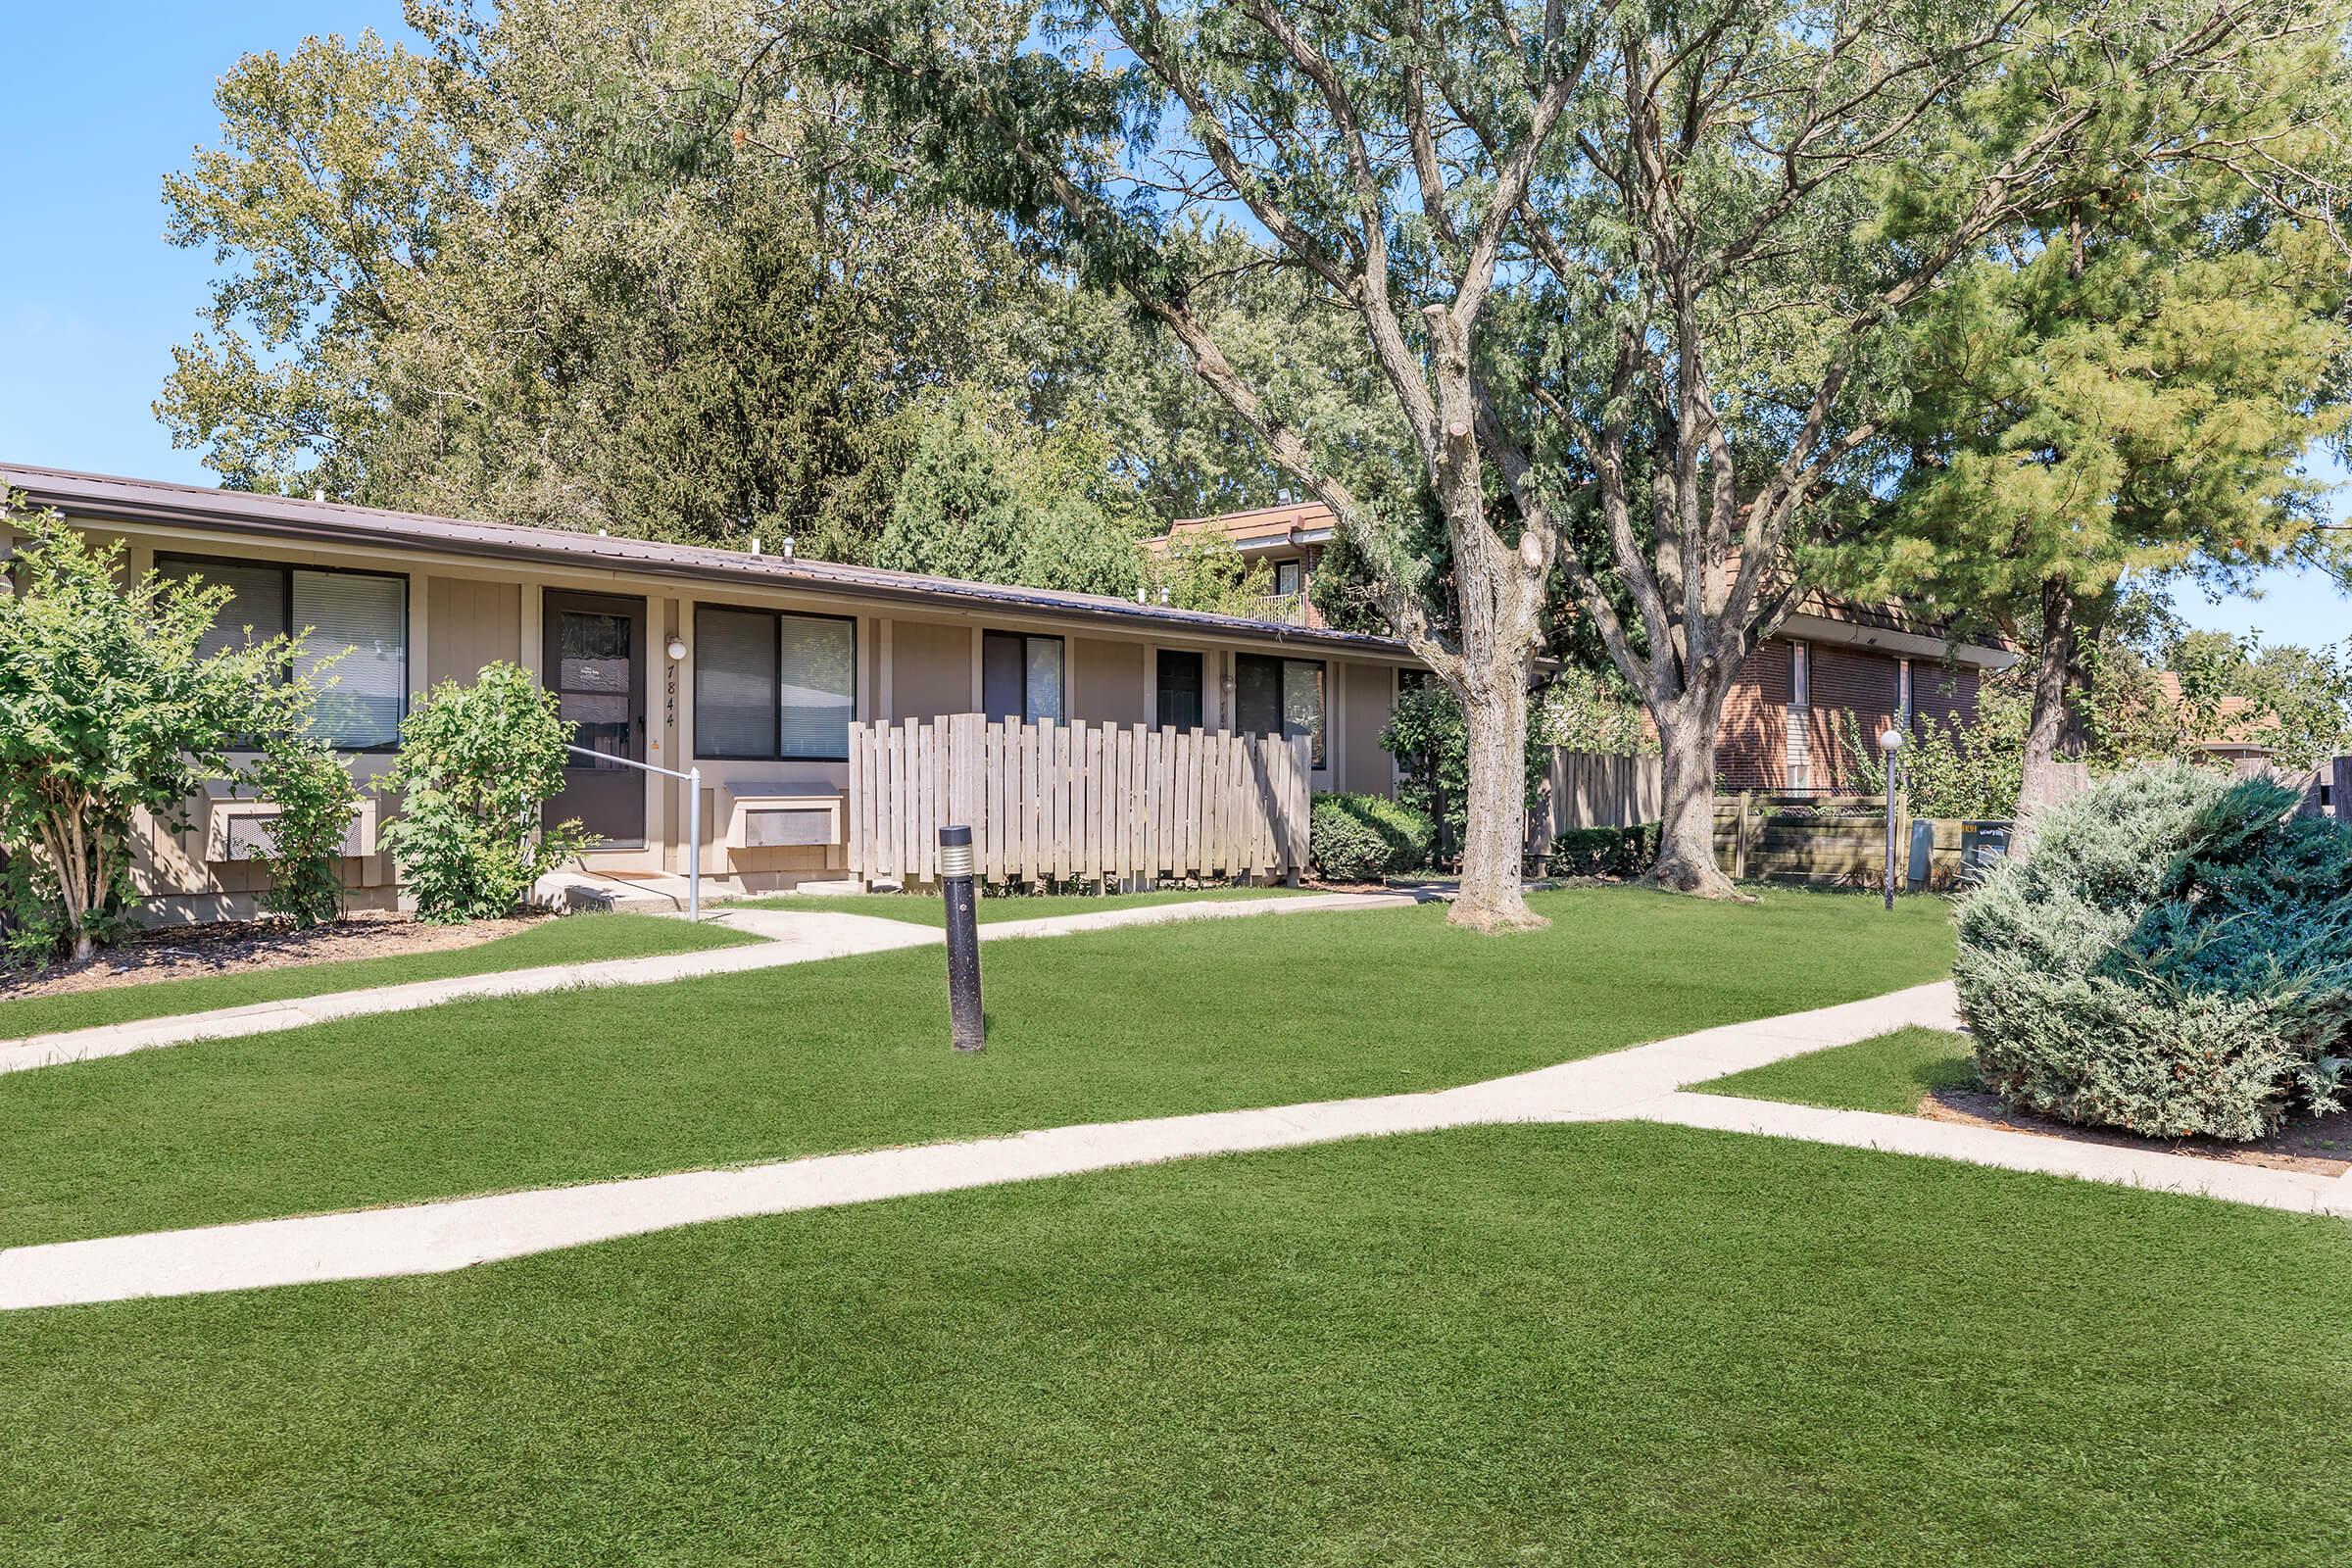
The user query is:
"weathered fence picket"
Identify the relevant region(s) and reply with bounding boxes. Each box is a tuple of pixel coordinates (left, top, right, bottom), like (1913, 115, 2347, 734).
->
(848, 714, 1311, 888)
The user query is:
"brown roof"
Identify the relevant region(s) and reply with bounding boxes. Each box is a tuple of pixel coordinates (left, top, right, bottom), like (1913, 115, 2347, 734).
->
(3, 464, 1411, 660)
(2154, 671, 2279, 752)
(1148, 501, 1337, 555)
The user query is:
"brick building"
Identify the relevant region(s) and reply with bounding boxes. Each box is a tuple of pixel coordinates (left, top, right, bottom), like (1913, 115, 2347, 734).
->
(1157, 504, 2013, 794)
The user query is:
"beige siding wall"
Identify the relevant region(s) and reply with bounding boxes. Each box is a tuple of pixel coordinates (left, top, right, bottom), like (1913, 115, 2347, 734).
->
(425, 576, 522, 688)
(1339, 660, 1396, 796)
(888, 618, 972, 719)
(1069, 636, 1146, 725)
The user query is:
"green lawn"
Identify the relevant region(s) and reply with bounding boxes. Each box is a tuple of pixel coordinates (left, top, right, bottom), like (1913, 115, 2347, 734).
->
(0, 887, 1952, 1248)
(4, 1121, 2344, 1566)
(1699, 1025, 1980, 1113)
(737, 884, 1311, 926)
(0, 913, 759, 1043)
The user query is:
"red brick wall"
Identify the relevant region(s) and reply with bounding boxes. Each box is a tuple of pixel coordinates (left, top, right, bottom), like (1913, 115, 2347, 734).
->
(1911, 662, 1980, 742)
(1716, 640, 1792, 791)
(1709, 639, 1979, 792)
(1804, 644, 1901, 790)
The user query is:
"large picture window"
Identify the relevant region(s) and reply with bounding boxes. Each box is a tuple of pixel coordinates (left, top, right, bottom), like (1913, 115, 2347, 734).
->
(1236, 653, 1325, 767)
(158, 555, 408, 750)
(982, 630, 1063, 724)
(693, 606, 856, 760)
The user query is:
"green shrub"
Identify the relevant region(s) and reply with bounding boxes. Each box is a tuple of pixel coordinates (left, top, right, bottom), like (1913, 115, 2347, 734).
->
(378, 663, 592, 922)
(1548, 822, 1660, 879)
(0, 502, 305, 963)
(253, 732, 363, 930)
(1309, 792, 1435, 882)
(1954, 763, 2352, 1141)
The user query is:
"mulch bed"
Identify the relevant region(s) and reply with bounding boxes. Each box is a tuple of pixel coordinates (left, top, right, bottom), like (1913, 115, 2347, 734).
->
(1919, 1085, 2352, 1178)
(0, 913, 535, 1003)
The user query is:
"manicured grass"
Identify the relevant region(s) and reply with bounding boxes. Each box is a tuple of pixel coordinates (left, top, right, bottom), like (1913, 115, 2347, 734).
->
(0, 906, 757, 1044)
(1699, 1025, 1980, 1113)
(738, 885, 1311, 926)
(0, 886, 1954, 1248)
(4, 1121, 2345, 1566)
(0, 913, 760, 1042)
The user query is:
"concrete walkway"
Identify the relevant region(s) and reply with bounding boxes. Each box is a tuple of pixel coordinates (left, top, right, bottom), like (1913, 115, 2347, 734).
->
(0, 978, 1959, 1310)
(8, 973, 2342, 1311)
(0, 892, 1418, 1076)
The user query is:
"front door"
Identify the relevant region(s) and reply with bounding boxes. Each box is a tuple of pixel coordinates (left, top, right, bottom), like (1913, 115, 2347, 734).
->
(543, 591, 648, 848)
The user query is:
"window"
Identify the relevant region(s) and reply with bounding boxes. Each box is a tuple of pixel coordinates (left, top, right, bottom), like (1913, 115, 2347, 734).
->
(1789, 641, 1810, 708)
(1236, 653, 1325, 767)
(1897, 660, 1913, 726)
(1272, 559, 1303, 598)
(693, 606, 856, 760)
(1155, 649, 1203, 731)
(158, 555, 408, 750)
(982, 631, 1063, 723)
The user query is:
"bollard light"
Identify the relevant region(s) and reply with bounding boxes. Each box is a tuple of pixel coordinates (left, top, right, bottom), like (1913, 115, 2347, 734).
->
(939, 824, 985, 1052)
(1878, 728, 1903, 911)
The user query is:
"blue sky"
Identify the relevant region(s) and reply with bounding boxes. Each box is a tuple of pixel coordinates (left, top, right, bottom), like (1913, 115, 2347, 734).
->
(3, 3, 2344, 647)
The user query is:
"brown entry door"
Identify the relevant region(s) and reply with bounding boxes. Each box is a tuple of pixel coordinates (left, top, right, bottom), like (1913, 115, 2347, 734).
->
(543, 591, 648, 848)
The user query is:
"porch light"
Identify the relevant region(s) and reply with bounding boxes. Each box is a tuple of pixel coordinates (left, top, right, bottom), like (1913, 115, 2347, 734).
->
(665, 636, 688, 662)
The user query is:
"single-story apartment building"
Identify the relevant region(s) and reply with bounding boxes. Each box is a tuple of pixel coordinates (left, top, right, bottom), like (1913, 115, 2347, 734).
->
(4, 466, 1429, 919)
(3, 466, 2013, 919)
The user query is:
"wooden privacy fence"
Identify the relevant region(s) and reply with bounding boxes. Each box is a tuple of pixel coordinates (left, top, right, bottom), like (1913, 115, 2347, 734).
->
(1529, 750, 1664, 851)
(847, 714, 1313, 889)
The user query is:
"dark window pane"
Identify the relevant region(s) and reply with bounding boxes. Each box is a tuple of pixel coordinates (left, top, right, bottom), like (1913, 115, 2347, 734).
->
(560, 612, 632, 695)
(982, 631, 1025, 721)
(779, 614, 854, 760)
(1236, 654, 1282, 736)
(1156, 650, 1202, 730)
(697, 608, 778, 758)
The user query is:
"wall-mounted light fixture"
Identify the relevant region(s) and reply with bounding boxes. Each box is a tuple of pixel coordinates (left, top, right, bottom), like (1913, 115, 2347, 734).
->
(665, 636, 689, 662)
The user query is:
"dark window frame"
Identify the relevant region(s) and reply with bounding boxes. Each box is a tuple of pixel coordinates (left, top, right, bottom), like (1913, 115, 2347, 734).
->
(691, 603, 858, 762)
(1155, 648, 1204, 731)
(982, 629, 1066, 724)
(1272, 559, 1303, 598)
(1235, 651, 1328, 769)
(156, 551, 411, 754)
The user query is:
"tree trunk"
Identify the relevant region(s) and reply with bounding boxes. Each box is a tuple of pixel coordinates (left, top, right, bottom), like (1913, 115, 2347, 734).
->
(1646, 688, 1745, 900)
(1450, 668, 1544, 932)
(2016, 577, 2085, 827)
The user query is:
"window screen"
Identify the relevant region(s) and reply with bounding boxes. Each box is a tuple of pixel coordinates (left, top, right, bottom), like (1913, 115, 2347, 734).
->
(693, 607, 856, 760)
(1236, 654, 1325, 767)
(158, 556, 406, 749)
(983, 631, 1062, 723)
(696, 608, 779, 759)
(292, 570, 405, 749)
(778, 613, 855, 760)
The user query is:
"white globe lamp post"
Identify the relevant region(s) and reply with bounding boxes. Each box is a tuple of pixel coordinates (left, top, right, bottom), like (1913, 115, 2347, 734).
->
(1879, 727, 1904, 910)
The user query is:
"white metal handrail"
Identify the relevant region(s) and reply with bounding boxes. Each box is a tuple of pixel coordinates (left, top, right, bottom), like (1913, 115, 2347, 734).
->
(564, 745, 702, 921)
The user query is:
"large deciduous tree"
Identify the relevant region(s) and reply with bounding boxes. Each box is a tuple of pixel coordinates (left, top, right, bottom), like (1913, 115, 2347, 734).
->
(791, 0, 2344, 924)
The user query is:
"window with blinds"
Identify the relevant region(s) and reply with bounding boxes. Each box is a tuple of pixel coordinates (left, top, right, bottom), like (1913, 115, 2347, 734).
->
(158, 556, 408, 750)
(692, 606, 856, 760)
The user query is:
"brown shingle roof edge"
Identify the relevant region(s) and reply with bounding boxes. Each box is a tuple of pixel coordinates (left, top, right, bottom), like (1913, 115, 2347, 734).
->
(2, 463, 1414, 660)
